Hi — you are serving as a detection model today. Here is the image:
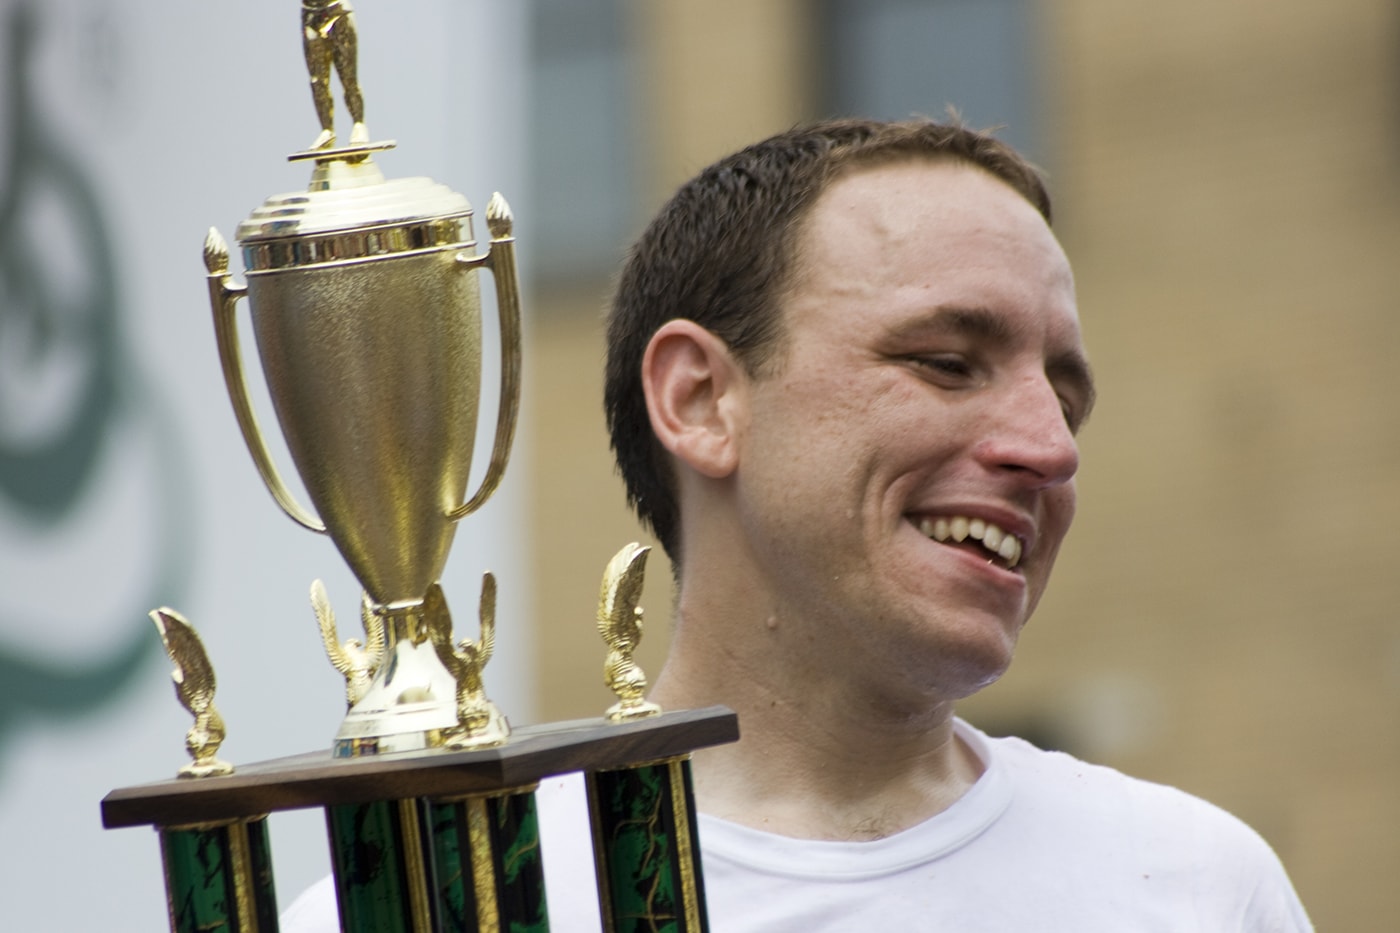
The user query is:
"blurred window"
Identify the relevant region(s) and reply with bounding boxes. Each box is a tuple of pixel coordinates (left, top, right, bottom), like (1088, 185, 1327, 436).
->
(529, 0, 637, 288)
(818, 0, 1042, 162)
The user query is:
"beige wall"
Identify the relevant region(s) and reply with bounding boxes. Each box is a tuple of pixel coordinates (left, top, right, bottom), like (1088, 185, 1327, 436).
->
(998, 2, 1399, 924)
(526, 3, 1400, 927)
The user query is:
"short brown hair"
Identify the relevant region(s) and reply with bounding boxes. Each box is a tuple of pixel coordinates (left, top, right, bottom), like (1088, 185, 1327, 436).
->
(604, 117, 1051, 565)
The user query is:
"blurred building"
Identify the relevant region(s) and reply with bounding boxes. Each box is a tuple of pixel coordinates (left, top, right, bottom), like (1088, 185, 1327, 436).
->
(522, 1, 1400, 928)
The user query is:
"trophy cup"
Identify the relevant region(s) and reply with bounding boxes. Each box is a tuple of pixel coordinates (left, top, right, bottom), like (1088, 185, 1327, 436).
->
(101, 7, 736, 933)
(203, 113, 519, 757)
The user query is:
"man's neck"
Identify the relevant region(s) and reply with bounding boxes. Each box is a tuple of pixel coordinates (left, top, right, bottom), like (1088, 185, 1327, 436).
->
(650, 606, 984, 842)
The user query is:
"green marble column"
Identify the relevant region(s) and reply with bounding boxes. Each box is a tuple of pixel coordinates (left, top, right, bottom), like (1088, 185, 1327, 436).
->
(587, 756, 708, 933)
(159, 816, 278, 933)
(426, 786, 548, 933)
(326, 799, 435, 933)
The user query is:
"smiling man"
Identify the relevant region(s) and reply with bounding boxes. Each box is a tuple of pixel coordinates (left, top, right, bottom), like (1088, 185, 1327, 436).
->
(599, 118, 1312, 929)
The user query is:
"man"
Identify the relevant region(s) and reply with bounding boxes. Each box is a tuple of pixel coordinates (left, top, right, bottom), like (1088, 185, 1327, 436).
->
(594, 117, 1310, 929)
(284, 118, 1311, 930)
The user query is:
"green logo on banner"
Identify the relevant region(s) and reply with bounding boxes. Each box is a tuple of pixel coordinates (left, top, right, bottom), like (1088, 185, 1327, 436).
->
(0, 2, 193, 752)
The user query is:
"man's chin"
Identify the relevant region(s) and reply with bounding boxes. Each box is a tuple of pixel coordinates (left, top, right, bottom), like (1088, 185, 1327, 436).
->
(894, 624, 1021, 702)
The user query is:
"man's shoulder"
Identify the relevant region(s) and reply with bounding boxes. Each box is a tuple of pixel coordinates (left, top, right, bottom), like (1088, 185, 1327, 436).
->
(979, 725, 1238, 815)
(972, 723, 1304, 899)
(974, 723, 1183, 800)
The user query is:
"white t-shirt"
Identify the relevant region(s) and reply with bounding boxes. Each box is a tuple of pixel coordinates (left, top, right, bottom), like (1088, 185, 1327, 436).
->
(280, 720, 1312, 932)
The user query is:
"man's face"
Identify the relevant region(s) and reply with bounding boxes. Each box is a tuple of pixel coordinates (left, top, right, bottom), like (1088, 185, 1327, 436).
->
(730, 158, 1092, 698)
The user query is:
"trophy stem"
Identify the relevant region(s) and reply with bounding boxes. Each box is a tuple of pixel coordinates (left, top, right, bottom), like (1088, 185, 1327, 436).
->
(333, 599, 460, 758)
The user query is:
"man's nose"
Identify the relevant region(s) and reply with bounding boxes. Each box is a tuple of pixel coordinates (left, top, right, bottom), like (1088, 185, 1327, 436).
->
(975, 375, 1080, 487)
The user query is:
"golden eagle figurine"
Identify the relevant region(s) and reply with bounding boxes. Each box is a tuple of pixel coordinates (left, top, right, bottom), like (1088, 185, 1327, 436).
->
(150, 608, 234, 778)
(597, 542, 661, 721)
(424, 576, 509, 749)
(311, 578, 386, 707)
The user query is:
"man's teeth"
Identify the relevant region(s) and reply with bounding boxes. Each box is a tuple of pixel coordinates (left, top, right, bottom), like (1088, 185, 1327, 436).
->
(917, 516, 1023, 569)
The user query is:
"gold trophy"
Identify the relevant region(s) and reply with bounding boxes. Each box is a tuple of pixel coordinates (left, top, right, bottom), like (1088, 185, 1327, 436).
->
(202, 5, 519, 756)
(102, 10, 735, 932)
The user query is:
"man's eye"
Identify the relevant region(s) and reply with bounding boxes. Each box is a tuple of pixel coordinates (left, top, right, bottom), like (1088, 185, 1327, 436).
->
(911, 355, 974, 380)
(1059, 395, 1087, 435)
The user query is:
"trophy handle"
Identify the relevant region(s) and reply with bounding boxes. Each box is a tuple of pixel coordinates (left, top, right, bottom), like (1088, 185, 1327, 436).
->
(204, 228, 327, 534)
(448, 193, 522, 522)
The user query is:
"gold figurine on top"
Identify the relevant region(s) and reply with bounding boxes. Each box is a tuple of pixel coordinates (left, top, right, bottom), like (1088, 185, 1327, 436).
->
(302, 0, 367, 149)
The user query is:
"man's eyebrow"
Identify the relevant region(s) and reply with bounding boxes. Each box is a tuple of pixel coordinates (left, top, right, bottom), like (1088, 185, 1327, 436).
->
(886, 306, 1016, 343)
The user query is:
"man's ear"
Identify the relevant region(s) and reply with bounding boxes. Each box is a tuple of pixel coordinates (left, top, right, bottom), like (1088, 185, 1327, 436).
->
(641, 319, 745, 479)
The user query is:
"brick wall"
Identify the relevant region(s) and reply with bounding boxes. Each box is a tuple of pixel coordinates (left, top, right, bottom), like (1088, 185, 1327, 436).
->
(526, 2, 1400, 926)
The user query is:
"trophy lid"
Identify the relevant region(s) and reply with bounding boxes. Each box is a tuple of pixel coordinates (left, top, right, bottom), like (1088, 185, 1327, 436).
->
(235, 161, 473, 244)
(234, 150, 476, 273)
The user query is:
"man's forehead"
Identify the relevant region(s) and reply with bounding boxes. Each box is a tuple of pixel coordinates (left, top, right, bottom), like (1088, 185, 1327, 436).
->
(779, 158, 1086, 363)
(815, 156, 1049, 232)
(791, 159, 1073, 299)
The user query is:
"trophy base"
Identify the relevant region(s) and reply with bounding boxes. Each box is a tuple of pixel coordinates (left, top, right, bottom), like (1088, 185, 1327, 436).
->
(104, 708, 740, 933)
(102, 706, 740, 830)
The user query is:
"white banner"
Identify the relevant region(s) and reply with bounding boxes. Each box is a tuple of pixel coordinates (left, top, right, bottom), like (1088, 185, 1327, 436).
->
(0, 1, 531, 928)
